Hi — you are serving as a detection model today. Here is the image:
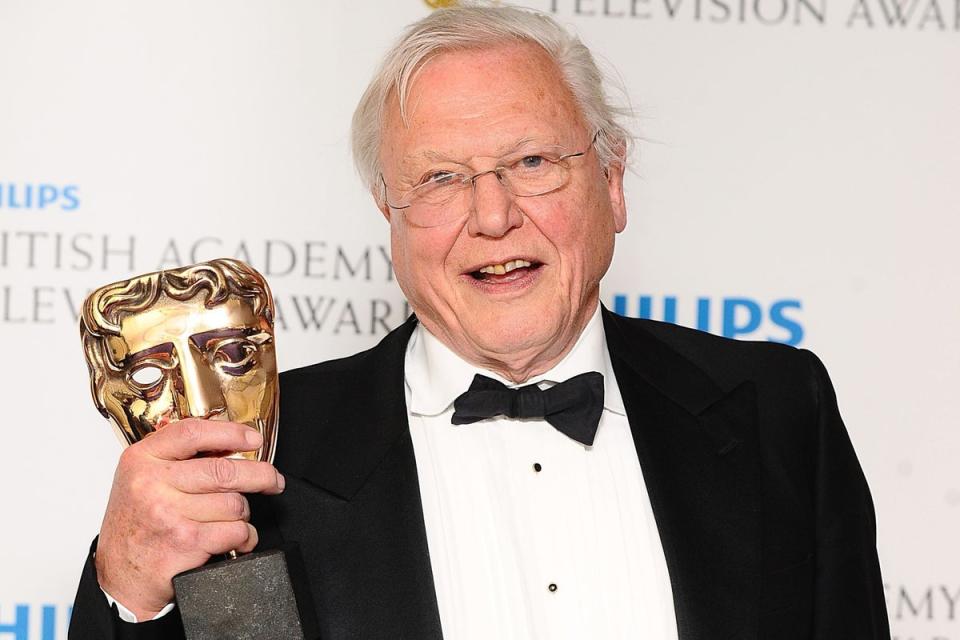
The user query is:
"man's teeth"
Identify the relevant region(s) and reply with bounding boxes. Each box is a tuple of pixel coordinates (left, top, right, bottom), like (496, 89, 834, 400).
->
(478, 259, 532, 275)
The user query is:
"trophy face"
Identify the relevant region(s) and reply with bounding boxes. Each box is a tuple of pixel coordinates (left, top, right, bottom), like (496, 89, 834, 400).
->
(80, 259, 278, 463)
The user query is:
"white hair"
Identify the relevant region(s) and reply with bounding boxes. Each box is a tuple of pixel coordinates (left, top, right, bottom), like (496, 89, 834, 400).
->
(350, 2, 634, 200)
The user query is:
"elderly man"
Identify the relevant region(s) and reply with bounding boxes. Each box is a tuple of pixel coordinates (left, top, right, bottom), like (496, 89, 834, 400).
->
(69, 5, 889, 640)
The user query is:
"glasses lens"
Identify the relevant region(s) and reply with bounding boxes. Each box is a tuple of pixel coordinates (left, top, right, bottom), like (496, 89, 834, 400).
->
(387, 144, 583, 227)
(505, 162, 567, 197)
(418, 177, 467, 206)
(499, 150, 572, 197)
(401, 182, 472, 228)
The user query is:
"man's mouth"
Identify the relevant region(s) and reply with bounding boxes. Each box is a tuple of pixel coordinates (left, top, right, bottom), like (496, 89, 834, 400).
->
(468, 259, 543, 281)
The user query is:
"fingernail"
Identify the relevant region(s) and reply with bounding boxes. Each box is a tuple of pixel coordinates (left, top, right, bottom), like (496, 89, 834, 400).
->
(277, 472, 286, 491)
(245, 429, 263, 448)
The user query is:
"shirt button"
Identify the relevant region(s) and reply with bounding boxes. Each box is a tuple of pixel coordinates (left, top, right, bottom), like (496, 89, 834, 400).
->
(533, 462, 542, 472)
(548, 583, 558, 592)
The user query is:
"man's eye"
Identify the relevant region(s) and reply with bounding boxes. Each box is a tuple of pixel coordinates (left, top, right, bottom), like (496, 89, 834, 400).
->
(422, 171, 458, 186)
(520, 155, 545, 169)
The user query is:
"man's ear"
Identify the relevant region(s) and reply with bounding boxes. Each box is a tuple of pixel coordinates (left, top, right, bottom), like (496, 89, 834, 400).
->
(377, 199, 392, 222)
(373, 185, 392, 222)
(605, 140, 627, 233)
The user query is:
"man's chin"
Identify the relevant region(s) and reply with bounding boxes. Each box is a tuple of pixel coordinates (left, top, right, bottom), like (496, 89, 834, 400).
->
(460, 317, 563, 363)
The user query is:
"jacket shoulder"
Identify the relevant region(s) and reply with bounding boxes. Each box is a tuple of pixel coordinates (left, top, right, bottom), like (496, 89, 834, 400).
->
(279, 316, 415, 390)
(608, 313, 821, 395)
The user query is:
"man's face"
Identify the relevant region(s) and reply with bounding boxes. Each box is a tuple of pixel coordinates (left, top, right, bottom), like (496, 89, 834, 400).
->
(378, 42, 627, 379)
(95, 294, 277, 461)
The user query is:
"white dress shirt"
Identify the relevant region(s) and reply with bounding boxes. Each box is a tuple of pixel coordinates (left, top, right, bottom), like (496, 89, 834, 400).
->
(102, 588, 174, 623)
(405, 307, 678, 640)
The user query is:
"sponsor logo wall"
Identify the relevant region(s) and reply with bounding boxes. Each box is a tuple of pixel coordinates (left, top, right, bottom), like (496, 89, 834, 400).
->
(0, 0, 956, 637)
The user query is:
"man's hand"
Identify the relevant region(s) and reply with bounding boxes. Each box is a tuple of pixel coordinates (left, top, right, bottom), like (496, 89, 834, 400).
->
(94, 419, 286, 621)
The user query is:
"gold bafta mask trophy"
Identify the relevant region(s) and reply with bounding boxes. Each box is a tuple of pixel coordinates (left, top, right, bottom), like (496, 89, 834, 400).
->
(80, 259, 311, 640)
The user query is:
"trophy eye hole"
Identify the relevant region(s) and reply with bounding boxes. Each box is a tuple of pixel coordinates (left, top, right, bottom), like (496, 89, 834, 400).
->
(130, 364, 164, 388)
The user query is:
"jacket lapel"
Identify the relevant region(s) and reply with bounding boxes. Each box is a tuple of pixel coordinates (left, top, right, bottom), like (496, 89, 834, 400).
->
(279, 315, 416, 500)
(603, 309, 761, 640)
(274, 315, 443, 640)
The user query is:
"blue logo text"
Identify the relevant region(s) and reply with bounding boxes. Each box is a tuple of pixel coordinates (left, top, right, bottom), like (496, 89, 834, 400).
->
(0, 183, 79, 211)
(0, 604, 71, 640)
(611, 294, 804, 346)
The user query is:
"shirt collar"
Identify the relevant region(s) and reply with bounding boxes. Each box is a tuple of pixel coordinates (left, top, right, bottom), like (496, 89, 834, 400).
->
(405, 306, 625, 417)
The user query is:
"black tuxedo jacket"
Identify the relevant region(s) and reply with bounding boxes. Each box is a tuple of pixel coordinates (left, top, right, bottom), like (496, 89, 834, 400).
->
(70, 309, 890, 639)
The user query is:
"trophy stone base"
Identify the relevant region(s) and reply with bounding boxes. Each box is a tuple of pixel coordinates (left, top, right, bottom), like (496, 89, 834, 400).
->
(173, 549, 305, 640)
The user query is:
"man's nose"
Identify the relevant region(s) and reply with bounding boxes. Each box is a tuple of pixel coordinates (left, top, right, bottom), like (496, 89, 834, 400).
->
(174, 348, 227, 419)
(466, 170, 523, 238)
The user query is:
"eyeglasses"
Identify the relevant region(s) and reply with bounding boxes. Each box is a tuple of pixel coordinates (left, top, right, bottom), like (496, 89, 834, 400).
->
(380, 131, 600, 228)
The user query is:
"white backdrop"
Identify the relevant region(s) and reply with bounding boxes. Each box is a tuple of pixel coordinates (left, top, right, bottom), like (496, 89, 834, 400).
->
(1, 0, 957, 637)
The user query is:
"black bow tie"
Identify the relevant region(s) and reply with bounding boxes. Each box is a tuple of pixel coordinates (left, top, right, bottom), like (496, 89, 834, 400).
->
(451, 372, 605, 446)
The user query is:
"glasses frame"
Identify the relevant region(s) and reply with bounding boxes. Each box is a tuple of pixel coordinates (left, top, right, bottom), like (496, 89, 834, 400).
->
(379, 130, 602, 213)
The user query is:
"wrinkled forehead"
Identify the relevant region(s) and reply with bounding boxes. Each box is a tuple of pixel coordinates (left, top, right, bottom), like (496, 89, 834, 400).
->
(381, 42, 587, 169)
(106, 295, 266, 363)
